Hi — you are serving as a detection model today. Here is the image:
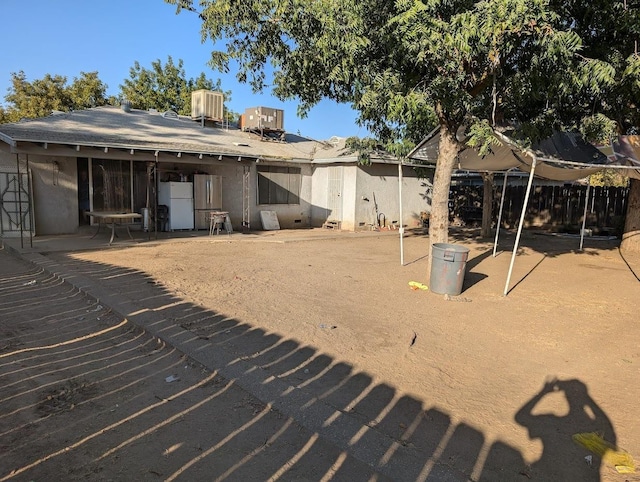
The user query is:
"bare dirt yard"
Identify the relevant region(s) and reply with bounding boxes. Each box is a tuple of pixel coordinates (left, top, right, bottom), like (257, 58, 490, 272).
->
(2, 227, 639, 481)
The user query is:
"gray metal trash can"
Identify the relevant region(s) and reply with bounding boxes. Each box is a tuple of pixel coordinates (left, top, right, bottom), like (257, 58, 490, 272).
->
(429, 243, 470, 295)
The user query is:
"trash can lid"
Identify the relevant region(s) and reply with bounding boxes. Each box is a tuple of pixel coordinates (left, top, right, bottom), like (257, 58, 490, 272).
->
(432, 243, 470, 253)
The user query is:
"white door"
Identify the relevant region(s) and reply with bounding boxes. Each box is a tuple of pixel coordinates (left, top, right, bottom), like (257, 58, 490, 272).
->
(327, 166, 343, 222)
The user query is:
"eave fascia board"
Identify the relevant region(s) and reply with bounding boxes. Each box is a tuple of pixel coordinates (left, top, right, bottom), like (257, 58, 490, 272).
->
(3, 138, 261, 161)
(312, 156, 426, 168)
(0, 132, 16, 147)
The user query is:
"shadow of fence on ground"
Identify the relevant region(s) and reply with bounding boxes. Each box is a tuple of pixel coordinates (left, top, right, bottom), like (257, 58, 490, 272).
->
(0, 248, 612, 481)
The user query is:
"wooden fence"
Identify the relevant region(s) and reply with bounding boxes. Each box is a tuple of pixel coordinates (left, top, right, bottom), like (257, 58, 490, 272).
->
(449, 184, 629, 234)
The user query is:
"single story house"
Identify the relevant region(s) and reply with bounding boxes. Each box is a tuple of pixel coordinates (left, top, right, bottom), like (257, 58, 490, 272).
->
(0, 103, 433, 237)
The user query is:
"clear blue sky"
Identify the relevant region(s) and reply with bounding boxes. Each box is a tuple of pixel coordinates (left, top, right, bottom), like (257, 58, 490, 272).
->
(0, 0, 365, 140)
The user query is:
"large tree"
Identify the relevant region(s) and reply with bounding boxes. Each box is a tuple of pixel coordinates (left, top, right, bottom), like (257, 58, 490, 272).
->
(167, 0, 639, 263)
(119, 56, 237, 121)
(0, 71, 110, 123)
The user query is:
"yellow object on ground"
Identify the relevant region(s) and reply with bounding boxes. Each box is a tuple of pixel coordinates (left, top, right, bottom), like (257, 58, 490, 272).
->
(408, 281, 429, 291)
(572, 432, 636, 473)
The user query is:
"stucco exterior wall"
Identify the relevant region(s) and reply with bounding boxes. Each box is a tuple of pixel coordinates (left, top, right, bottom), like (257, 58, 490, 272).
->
(311, 162, 433, 231)
(0, 148, 433, 236)
(355, 164, 432, 229)
(310, 165, 330, 227)
(23, 155, 78, 235)
(400, 170, 433, 228)
(182, 161, 247, 230)
(156, 160, 314, 231)
(253, 162, 313, 229)
(32, 156, 79, 234)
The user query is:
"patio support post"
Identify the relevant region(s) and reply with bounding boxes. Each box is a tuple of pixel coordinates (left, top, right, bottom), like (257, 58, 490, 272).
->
(579, 182, 591, 251)
(26, 155, 32, 248)
(399, 161, 404, 266)
(154, 154, 158, 240)
(493, 168, 512, 257)
(504, 158, 537, 296)
(16, 154, 23, 249)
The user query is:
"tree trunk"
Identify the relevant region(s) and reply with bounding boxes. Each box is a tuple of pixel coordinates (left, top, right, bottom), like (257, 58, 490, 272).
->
(481, 172, 494, 238)
(427, 125, 459, 275)
(621, 178, 640, 253)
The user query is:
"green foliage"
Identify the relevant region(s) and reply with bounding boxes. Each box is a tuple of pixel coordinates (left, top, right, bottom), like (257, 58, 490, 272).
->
(167, 0, 639, 142)
(67, 72, 110, 110)
(589, 169, 629, 188)
(119, 56, 237, 119)
(167, 0, 640, 238)
(466, 120, 504, 156)
(344, 135, 417, 165)
(580, 114, 618, 145)
(344, 136, 383, 165)
(1, 71, 109, 122)
(0, 107, 12, 124)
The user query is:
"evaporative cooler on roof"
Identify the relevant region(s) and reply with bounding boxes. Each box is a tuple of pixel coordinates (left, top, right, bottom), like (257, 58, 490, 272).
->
(191, 90, 224, 122)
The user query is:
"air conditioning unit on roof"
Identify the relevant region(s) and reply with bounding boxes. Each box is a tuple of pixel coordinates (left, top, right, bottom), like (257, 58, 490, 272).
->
(191, 90, 224, 122)
(243, 106, 284, 131)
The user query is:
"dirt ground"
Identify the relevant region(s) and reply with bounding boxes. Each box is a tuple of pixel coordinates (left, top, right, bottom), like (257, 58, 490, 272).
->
(2, 227, 639, 481)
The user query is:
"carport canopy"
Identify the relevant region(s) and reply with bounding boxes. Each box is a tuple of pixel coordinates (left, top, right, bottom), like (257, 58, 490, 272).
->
(408, 130, 640, 295)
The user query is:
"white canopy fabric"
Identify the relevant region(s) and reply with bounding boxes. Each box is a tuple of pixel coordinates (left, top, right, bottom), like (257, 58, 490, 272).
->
(410, 130, 640, 180)
(408, 131, 640, 295)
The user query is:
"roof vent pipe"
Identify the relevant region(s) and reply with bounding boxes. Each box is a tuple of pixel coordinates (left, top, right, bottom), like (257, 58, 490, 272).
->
(121, 99, 132, 113)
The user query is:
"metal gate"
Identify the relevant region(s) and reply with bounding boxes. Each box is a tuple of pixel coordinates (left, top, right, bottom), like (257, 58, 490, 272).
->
(0, 169, 34, 245)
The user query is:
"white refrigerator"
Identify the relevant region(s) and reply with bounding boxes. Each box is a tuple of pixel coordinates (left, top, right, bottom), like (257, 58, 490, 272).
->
(158, 182, 194, 230)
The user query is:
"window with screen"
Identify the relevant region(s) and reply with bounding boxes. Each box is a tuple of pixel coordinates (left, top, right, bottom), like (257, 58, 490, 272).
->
(257, 165, 301, 204)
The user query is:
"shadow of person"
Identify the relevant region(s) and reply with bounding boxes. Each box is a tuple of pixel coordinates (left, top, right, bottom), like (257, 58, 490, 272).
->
(515, 378, 615, 480)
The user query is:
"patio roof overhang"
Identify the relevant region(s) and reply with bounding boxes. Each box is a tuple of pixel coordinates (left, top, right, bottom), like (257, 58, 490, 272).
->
(0, 137, 285, 164)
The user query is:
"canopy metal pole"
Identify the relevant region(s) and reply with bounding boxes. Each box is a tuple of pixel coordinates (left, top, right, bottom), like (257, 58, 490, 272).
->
(398, 161, 404, 266)
(579, 182, 591, 251)
(493, 168, 511, 257)
(504, 159, 537, 296)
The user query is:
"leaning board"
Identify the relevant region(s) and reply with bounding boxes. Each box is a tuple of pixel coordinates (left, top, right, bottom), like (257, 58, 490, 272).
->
(260, 210, 280, 230)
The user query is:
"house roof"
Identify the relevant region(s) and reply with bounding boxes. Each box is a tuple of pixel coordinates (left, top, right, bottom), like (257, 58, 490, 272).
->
(409, 128, 640, 181)
(0, 106, 403, 166)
